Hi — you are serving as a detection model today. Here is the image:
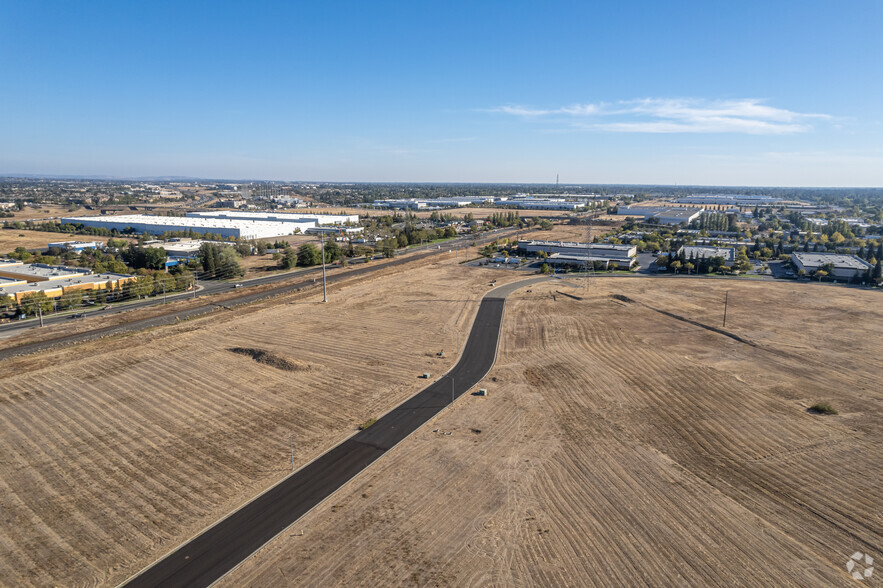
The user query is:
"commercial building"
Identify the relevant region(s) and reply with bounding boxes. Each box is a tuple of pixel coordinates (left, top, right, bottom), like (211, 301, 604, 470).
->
(520, 240, 637, 267)
(305, 226, 364, 236)
(674, 194, 782, 206)
(677, 245, 736, 263)
(187, 210, 359, 226)
(0, 261, 89, 283)
(47, 240, 105, 252)
(0, 273, 137, 303)
(61, 214, 308, 240)
(617, 206, 704, 225)
(0, 260, 136, 303)
(791, 252, 873, 280)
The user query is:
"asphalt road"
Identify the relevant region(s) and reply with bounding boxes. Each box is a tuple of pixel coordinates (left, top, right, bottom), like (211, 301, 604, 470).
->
(122, 276, 546, 588)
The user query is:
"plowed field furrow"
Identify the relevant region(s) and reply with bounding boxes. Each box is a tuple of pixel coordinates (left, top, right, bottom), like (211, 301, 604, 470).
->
(224, 278, 879, 587)
(0, 259, 492, 587)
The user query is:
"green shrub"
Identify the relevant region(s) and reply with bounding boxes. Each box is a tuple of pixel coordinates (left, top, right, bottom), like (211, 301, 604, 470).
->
(809, 402, 838, 415)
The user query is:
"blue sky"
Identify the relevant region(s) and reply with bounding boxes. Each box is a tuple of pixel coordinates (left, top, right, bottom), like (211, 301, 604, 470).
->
(1, 1, 881, 186)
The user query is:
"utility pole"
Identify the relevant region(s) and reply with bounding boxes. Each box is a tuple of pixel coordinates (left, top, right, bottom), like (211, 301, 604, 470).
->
(193, 272, 198, 299)
(162, 281, 166, 304)
(38, 305, 43, 327)
(320, 233, 327, 303)
(722, 290, 729, 328)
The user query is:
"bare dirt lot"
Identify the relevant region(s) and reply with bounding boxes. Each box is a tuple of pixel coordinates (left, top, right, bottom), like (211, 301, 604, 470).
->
(223, 277, 883, 587)
(0, 228, 113, 253)
(0, 253, 516, 587)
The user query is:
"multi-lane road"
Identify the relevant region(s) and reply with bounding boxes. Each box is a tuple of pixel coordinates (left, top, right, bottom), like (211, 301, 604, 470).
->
(122, 276, 545, 588)
(0, 230, 515, 360)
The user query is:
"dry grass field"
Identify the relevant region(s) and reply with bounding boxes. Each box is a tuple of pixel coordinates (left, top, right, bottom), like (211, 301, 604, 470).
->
(0, 255, 517, 586)
(0, 228, 112, 253)
(224, 277, 883, 587)
(3, 204, 88, 220)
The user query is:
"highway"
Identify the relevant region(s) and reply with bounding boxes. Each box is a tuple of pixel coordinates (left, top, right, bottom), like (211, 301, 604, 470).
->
(0, 229, 515, 360)
(121, 276, 546, 588)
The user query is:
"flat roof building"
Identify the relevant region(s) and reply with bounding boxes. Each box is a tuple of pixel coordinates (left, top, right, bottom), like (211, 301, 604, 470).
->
(545, 253, 635, 269)
(0, 273, 137, 303)
(678, 245, 736, 263)
(48, 240, 105, 252)
(187, 210, 359, 226)
(61, 214, 310, 240)
(0, 261, 90, 283)
(791, 252, 873, 280)
(617, 206, 704, 225)
(520, 240, 637, 266)
(674, 194, 782, 206)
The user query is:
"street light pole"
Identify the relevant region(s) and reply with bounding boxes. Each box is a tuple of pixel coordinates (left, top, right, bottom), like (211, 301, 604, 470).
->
(321, 233, 327, 303)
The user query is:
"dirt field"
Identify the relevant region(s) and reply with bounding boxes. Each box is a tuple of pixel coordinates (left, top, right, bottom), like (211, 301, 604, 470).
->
(0, 253, 517, 586)
(3, 204, 88, 221)
(0, 228, 113, 253)
(223, 277, 883, 587)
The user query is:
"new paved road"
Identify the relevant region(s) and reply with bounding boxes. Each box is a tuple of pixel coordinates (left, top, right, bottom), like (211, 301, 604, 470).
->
(122, 276, 546, 588)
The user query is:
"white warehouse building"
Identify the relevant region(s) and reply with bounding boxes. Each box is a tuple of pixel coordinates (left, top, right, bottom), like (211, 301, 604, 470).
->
(520, 240, 637, 267)
(60, 215, 313, 240)
(791, 252, 873, 280)
(187, 210, 359, 225)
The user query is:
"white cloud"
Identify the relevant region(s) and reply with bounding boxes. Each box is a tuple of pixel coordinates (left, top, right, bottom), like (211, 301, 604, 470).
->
(489, 98, 830, 135)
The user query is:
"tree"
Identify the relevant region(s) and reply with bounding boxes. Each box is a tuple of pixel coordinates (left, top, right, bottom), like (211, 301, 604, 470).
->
(129, 276, 154, 299)
(280, 247, 297, 269)
(297, 243, 321, 266)
(540, 263, 552, 274)
(153, 271, 176, 295)
(670, 260, 682, 274)
(380, 239, 397, 258)
(56, 290, 82, 310)
(199, 243, 244, 279)
(19, 291, 53, 316)
(684, 262, 695, 274)
(323, 239, 341, 263)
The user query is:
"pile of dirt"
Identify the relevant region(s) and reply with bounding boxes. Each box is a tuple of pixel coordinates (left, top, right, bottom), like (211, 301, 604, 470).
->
(228, 347, 310, 372)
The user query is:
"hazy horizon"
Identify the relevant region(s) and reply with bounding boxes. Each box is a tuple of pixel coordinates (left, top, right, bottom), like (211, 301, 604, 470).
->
(2, 1, 881, 187)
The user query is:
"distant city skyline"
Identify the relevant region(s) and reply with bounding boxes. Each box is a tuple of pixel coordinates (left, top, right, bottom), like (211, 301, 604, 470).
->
(1, 1, 881, 186)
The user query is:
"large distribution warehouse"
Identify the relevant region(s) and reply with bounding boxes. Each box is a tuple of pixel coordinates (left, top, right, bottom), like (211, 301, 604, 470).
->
(60, 215, 313, 239)
(186, 211, 359, 225)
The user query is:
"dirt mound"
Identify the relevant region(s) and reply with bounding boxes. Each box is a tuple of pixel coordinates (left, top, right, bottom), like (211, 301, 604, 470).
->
(609, 293, 635, 303)
(228, 347, 310, 372)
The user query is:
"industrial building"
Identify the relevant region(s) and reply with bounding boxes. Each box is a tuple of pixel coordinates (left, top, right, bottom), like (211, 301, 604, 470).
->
(520, 240, 637, 267)
(47, 240, 105, 252)
(305, 226, 364, 236)
(674, 194, 782, 206)
(677, 245, 736, 263)
(791, 252, 873, 280)
(0, 260, 136, 303)
(187, 210, 359, 226)
(61, 214, 309, 239)
(616, 206, 704, 225)
(0, 261, 89, 282)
